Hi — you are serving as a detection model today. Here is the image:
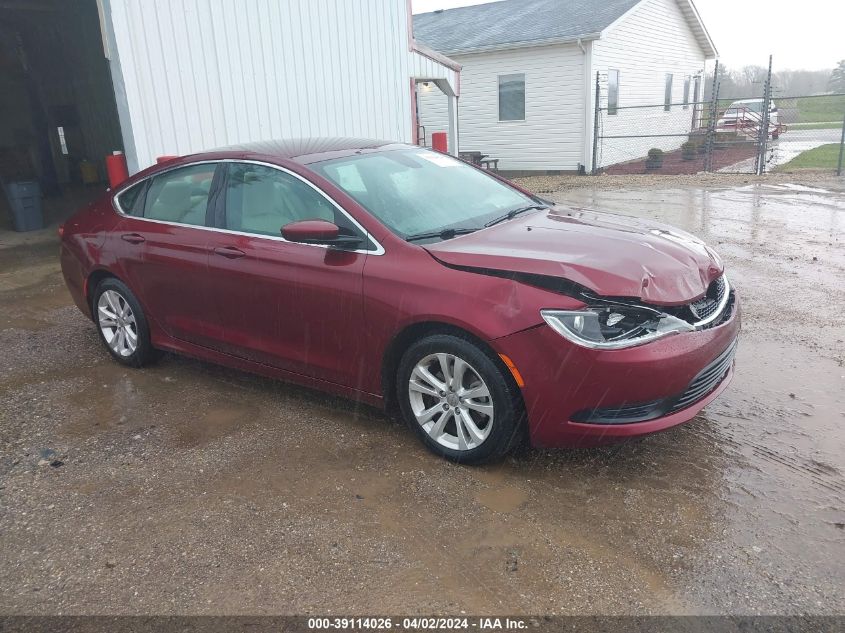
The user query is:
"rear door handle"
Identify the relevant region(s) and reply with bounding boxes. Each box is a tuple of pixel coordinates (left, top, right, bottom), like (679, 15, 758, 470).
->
(213, 246, 246, 259)
(121, 233, 145, 244)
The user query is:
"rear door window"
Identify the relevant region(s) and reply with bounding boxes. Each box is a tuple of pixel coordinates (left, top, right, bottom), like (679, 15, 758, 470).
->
(143, 163, 218, 226)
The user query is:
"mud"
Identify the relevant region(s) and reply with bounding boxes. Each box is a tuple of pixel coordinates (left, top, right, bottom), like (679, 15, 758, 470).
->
(0, 179, 843, 615)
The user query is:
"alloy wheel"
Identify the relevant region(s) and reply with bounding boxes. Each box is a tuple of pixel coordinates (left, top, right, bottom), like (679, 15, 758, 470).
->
(408, 353, 494, 451)
(97, 289, 138, 358)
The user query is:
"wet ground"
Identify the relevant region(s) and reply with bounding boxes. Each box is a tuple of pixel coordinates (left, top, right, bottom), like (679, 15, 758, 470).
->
(720, 128, 843, 173)
(1, 179, 843, 615)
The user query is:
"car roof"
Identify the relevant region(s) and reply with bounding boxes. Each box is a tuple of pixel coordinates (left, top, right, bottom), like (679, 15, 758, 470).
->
(118, 138, 416, 190)
(207, 137, 408, 164)
(730, 98, 776, 104)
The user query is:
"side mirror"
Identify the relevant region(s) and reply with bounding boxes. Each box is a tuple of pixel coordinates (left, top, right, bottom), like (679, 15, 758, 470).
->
(281, 219, 362, 249)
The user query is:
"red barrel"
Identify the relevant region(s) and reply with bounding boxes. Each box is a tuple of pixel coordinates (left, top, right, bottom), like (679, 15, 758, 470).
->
(105, 151, 129, 188)
(431, 132, 448, 153)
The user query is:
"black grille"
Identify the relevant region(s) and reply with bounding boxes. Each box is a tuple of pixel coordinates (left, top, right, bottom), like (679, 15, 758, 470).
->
(669, 338, 737, 413)
(688, 275, 726, 322)
(571, 338, 738, 425)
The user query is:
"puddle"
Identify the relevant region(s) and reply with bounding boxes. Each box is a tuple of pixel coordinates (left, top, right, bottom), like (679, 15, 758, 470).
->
(475, 485, 527, 513)
(1, 180, 844, 614)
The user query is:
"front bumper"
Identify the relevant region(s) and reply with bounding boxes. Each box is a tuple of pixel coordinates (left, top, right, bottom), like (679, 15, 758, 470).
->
(494, 296, 741, 448)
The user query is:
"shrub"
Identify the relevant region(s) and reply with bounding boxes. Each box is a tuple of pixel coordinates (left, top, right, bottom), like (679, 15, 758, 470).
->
(681, 141, 696, 160)
(645, 148, 664, 170)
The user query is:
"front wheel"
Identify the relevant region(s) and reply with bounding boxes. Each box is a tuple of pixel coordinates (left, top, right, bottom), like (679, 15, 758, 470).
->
(397, 334, 524, 463)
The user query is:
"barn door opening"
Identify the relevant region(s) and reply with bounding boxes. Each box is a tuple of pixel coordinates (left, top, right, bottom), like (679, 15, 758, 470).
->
(0, 0, 122, 233)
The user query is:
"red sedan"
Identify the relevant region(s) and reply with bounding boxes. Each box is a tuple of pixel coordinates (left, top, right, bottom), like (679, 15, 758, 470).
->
(60, 138, 739, 463)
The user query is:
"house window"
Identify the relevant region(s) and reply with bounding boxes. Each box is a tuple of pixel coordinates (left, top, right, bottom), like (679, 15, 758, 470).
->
(607, 69, 619, 115)
(664, 73, 673, 111)
(498, 73, 525, 121)
(683, 76, 691, 109)
(693, 75, 701, 104)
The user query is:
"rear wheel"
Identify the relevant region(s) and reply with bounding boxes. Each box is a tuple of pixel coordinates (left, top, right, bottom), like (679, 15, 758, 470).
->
(92, 278, 156, 367)
(397, 334, 523, 463)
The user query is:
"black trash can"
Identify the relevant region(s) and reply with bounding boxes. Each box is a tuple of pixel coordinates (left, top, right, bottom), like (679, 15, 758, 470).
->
(4, 181, 44, 232)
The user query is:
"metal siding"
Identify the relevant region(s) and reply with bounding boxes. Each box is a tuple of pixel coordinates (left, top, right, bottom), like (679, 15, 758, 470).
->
(591, 0, 708, 167)
(417, 84, 450, 144)
(107, 0, 456, 170)
(434, 44, 585, 171)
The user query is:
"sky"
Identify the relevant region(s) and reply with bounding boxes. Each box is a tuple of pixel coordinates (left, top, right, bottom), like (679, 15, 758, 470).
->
(411, 0, 845, 71)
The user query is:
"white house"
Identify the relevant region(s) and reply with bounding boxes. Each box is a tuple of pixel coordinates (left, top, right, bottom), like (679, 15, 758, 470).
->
(0, 0, 461, 196)
(414, 0, 717, 173)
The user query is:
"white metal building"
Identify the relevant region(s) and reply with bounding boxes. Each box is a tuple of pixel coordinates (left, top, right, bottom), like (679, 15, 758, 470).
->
(0, 0, 461, 194)
(414, 0, 716, 173)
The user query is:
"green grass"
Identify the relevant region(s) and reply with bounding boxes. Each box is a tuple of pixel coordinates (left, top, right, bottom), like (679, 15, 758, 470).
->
(788, 121, 843, 130)
(793, 95, 845, 123)
(777, 143, 842, 171)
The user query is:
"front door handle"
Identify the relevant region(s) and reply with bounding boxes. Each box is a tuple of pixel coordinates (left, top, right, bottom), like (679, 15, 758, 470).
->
(121, 233, 145, 244)
(213, 246, 246, 259)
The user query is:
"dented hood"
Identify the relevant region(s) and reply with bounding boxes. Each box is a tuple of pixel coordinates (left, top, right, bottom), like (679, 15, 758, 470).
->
(424, 206, 724, 305)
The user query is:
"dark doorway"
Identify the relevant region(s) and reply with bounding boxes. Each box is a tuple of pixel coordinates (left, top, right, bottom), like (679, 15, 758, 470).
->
(0, 0, 122, 232)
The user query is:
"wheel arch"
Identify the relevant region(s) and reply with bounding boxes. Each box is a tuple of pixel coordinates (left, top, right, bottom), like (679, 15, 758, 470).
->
(85, 269, 122, 316)
(380, 320, 523, 417)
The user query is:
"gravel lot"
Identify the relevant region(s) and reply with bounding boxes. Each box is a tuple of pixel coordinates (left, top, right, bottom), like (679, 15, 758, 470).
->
(1, 175, 843, 615)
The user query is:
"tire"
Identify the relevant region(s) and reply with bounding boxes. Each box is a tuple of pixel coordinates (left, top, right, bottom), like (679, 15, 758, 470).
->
(397, 334, 524, 464)
(92, 278, 157, 368)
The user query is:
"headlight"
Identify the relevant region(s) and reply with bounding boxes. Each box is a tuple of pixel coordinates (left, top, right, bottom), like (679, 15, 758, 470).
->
(541, 305, 694, 350)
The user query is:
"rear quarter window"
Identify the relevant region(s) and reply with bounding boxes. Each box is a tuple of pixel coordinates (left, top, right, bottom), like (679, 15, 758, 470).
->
(115, 181, 146, 216)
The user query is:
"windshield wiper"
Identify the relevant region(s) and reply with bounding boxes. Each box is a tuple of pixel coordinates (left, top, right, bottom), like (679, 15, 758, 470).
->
(405, 227, 480, 243)
(484, 204, 549, 228)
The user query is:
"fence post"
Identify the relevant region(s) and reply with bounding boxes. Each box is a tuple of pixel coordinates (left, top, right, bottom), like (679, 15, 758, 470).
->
(591, 71, 600, 175)
(704, 60, 719, 172)
(837, 111, 845, 176)
(755, 55, 773, 176)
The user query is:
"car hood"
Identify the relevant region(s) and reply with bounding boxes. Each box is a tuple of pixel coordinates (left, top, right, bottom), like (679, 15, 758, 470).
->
(424, 206, 724, 305)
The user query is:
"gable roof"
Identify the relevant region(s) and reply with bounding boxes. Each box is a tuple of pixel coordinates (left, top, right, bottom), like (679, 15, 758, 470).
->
(413, 0, 717, 58)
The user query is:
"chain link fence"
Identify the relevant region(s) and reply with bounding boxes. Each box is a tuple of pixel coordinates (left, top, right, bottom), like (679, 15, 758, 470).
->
(592, 62, 845, 177)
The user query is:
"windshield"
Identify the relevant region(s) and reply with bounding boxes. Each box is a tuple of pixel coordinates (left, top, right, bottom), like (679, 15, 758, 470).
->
(729, 101, 763, 113)
(311, 148, 534, 239)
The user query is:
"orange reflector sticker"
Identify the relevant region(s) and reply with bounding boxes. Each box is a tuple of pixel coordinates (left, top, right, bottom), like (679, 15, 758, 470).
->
(498, 354, 525, 388)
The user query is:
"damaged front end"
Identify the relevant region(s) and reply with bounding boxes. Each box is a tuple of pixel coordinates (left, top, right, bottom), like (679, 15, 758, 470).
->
(541, 274, 734, 350)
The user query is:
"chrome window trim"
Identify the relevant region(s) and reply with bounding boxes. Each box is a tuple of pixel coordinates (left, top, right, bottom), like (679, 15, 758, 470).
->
(110, 158, 385, 256)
